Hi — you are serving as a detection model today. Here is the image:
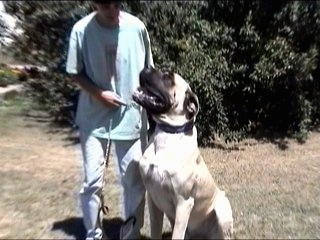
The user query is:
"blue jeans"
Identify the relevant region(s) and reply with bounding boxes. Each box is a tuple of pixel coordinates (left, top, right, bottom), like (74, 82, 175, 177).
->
(79, 131, 146, 239)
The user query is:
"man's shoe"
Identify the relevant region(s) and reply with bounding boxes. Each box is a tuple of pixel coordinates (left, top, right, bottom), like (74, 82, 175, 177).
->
(119, 216, 138, 239)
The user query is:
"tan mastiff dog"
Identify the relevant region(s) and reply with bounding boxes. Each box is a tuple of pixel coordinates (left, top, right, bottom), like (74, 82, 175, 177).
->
(132, 67, 233, 239)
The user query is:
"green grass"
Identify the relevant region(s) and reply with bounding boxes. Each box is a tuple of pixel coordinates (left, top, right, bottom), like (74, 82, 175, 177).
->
(0, 95, 31, 134)
(0, 94, 319, 239)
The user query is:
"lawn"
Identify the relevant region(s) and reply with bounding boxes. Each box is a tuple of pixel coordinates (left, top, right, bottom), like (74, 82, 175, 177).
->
(0, 94, 319, 239)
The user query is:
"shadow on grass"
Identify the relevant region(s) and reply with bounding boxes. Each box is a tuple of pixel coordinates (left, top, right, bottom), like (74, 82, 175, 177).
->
(52, 217, 123, 239)
(52, 217, 172, 239)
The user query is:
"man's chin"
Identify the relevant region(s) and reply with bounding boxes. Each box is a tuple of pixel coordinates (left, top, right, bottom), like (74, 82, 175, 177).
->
(107, 15, 119, 22)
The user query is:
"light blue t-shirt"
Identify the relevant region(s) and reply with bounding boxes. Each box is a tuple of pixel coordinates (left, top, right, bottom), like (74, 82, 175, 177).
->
(66, 11, 154, 140)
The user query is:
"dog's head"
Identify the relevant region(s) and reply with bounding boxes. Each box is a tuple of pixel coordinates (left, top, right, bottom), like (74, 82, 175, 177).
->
(133, 67, 199, 127)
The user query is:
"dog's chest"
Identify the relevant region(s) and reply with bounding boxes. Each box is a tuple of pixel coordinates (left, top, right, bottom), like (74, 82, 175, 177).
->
(140, 148, 198, 217)
(142, 149, 177, 191)
(142, 160, 178, 217)
(144, 162, 173, 192)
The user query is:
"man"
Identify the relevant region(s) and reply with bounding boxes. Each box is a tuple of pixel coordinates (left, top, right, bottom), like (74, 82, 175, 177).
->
(65, 0, 154, 239)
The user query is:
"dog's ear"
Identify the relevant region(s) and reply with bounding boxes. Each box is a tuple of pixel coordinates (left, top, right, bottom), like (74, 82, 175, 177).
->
(184, 90, 199, 120)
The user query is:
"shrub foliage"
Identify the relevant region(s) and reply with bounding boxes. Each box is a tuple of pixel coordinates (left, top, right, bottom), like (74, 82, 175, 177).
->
(4, 0, 320, 145)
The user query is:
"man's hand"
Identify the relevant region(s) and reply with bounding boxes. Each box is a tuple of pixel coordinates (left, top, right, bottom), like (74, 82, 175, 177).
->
(70, 74, 127, 109)
(98, 90, 126, 108)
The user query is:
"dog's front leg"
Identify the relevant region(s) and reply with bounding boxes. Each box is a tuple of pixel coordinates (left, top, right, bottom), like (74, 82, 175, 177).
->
(148, 193, 164, 239)
(172, 195, 194, 239)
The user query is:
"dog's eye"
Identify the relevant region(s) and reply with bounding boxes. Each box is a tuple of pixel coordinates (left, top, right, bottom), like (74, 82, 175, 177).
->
(174, 92, 176, 98)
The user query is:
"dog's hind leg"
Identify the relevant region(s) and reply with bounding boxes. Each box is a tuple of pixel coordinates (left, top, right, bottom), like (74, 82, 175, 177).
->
(172, 195, 194, 239)
(148, 193, 164, 239)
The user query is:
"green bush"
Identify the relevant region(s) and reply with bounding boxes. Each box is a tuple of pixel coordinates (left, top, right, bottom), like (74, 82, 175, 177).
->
(198, 0, 320, 143)
(5, 0, 320, 145)
(5, 1, 91, 125)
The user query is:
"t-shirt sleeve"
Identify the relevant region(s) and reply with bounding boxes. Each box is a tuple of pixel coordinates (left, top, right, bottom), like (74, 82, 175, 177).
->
(142, 27, 154, 68)
(66, 26, 83, 74)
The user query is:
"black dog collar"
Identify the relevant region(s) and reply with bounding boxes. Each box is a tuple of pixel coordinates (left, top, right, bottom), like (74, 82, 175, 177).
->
(157, 121, 194, 134)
